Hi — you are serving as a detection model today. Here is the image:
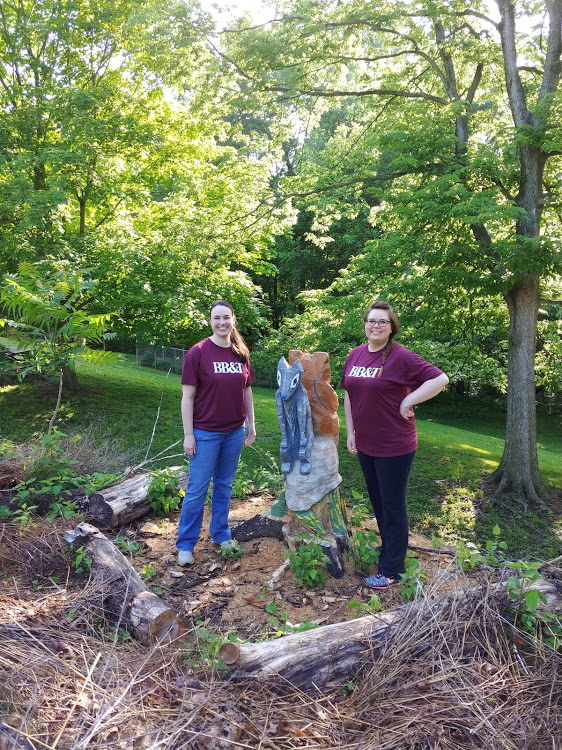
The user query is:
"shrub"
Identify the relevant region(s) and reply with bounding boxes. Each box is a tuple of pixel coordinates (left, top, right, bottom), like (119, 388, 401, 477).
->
(139, 350, 156, 367)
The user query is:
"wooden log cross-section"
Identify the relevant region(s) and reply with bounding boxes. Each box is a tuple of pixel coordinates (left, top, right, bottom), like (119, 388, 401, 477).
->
(88, 469, 188, 528)
(64, 522, 186, 645)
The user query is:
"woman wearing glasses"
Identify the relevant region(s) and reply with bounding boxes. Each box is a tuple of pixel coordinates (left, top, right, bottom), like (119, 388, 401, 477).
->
(340, 301, 449, 589)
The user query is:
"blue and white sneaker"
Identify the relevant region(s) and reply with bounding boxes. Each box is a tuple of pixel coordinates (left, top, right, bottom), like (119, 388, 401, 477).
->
(363, 573, 398, 589)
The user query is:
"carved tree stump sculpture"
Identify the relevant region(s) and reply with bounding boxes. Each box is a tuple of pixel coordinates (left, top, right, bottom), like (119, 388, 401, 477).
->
(274, 350, 348, 577)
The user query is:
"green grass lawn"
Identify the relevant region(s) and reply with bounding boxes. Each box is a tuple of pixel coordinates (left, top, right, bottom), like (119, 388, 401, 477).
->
(1, 352, 560, 559)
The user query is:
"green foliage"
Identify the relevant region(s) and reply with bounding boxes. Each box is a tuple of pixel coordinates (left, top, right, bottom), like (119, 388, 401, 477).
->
(182, 627, 226, 671)
(456, 526, 509, 571)
(108, 625, 134, 645)
(139, 563, 157, 581)
(348, 595, 382, 618)
(232, 453, 284, 500)
(263, 598, 319, 636)
(46, 499, 79, 522)
(11, 430, 121, 515)
(0, 502, 37, 535)
(113, 536, 141, 554)
(218, 539, 243, 559)
(399, 552, 427, 602)
(504, 560, 562, 651)
(286, 536, 330, 589)
(147, 468, 183, 516)
(347, 529, 380, 574)
(231, 461, 256, 500)
(0, 264, 116, 384)
(71, 546, 93, 577)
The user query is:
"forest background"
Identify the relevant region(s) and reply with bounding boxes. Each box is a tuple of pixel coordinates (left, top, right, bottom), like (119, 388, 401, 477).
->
(0, 0, 561, 508)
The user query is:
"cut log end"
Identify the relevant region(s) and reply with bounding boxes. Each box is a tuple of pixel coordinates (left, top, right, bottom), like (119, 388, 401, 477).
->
(219, 642, 241, 665)
(129, 591, 186, 645)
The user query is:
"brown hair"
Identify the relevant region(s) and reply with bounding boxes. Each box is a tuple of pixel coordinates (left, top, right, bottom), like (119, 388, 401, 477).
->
(210, 300, 249, 364)
(363, 300, 399, 377)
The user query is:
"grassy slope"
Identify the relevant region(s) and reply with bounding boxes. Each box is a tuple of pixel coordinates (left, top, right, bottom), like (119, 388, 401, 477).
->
(1, 353, 560, 558)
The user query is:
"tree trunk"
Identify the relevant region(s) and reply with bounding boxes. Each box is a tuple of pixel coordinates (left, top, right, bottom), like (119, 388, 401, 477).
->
(64, 522, 186, 645)
(88, 470, 188, 528)
(488, 275, 548, 505)
(62, 364, 79, 392)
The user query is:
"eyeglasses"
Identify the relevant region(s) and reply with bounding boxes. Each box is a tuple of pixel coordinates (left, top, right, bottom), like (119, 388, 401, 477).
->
(365, 318, 390, 327)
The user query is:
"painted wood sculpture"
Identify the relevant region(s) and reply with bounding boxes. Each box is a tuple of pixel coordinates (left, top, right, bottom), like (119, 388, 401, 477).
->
(275, 350, 348, 575)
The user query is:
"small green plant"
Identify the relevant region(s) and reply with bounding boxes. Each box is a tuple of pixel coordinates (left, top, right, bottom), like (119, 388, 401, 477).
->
(286, 536, 330, 589)
(347, 528, 380, 573)
(231, 461, 255, 500)
(456, 539, 485, 570)
(483, 525, 508, 567)
(108, 624, 133, 644)
(182, 626, 225, 670)
(348, 594, 382, 617)
(46, 498, 79, 522)
(147, 468, 182, 516)
(0, 502, 38, 534)
(263, 598, 318, 636)
(139, 563, 157, 581)
(399, 552, 426, 601)
(348, 490, 371, 527)
(113, 536, 141, 554)
(218, 539, 243, 559)
(71, 546, 92, 576)
(339, 681, 356, 696)
(503, 560, 562, 651)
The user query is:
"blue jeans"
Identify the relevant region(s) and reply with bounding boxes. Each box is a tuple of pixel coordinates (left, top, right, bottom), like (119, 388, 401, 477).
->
(357, 450, 416, 578)
(176, 425, 245, 553)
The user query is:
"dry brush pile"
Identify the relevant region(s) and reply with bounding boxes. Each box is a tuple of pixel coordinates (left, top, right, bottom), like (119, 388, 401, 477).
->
(1, 523, 562, 750)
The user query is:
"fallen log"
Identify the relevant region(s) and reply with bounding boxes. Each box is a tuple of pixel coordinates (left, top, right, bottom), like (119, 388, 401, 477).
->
(219, 607, 403, 689)
(88, 469, 188, 528)
(219, 578, 561, 690)
(64, 522, 186, 645)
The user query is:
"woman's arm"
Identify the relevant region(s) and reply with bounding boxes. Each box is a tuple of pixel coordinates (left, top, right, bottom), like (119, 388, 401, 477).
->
(244, 387, 256, 446)
(343, 391, 357, 454)
(399, 373, 449, 420)
(181, 384, 197, 456)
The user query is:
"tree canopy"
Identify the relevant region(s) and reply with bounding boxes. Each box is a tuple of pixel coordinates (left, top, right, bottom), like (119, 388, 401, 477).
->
(1, 0, 561, 504)
(222, 0, 562, 503)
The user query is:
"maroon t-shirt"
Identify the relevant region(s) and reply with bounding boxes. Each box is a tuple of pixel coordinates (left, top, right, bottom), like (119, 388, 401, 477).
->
(181, 338, 256, 432)
(340, 342, 444, 457)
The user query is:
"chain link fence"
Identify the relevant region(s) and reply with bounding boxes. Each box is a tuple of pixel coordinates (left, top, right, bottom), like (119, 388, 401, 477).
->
(136, 344, 188, 375)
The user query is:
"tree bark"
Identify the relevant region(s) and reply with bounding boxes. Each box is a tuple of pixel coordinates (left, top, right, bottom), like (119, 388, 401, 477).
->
(488, 276, 548, 504)
(88, 470, 188, 528)
(64, 522, 186, 645)
(62, 364, 79, 392)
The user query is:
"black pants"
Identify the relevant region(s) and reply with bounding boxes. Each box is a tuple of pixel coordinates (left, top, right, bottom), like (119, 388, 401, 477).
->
(357, 450, 416, 578)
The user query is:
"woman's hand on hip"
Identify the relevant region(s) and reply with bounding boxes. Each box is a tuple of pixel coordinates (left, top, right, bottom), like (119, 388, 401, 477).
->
(399, 397, 415, 420)
(183, 434, 196, 457)
(347, 435, 357, 455)
(245, 424, 256, 446)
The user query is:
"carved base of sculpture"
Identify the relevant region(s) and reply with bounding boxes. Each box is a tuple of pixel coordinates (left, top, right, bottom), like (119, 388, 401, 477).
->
(280, 436, 348, 578)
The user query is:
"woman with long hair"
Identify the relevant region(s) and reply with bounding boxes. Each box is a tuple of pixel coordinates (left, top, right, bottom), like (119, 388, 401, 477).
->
(340, 301, 449, 588)
(176, 300, 256, 565)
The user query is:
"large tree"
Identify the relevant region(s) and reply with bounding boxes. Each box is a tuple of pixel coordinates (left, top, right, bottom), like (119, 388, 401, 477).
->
(224, 0, 562, 505)
(0, 0, 287, 344)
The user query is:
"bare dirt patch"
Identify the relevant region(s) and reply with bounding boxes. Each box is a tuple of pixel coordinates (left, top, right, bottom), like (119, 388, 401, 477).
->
(116, 493, 460, 640)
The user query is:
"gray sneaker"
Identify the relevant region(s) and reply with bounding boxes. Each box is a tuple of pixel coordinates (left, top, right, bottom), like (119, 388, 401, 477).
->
(178, 550, 194, 566)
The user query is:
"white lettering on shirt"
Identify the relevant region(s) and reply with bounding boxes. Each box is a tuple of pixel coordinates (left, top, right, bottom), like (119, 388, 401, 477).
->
(213, 361, 244, 374)
(349, 365, 381, 378)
